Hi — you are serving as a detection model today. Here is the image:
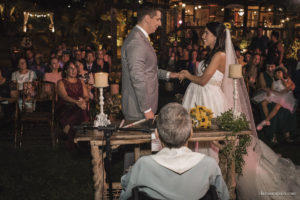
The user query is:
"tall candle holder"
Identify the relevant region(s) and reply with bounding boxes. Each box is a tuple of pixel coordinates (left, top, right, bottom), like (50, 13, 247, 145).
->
(229, 64, 243, 117)
(94, 72, 111, 127)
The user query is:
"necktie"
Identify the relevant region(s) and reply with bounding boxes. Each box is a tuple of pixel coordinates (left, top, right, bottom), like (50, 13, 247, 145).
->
(147, 36, 153, 46)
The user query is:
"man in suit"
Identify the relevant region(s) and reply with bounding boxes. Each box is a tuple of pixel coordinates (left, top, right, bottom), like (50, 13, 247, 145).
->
(84, 51, 97, 74)
(121, 4, 178, 120)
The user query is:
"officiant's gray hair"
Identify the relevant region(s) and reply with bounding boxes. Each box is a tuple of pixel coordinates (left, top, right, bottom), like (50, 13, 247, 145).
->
(156, 103, 192, 148)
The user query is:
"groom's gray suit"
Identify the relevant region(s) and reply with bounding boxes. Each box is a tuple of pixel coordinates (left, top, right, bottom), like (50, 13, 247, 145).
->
(121, 26, 169, 120)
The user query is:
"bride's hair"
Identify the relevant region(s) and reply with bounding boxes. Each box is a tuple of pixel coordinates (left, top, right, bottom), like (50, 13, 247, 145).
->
(203, 22, 226, 70)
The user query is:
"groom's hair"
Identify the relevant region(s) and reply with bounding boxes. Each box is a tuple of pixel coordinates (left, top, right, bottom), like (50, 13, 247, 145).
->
(156, 103, 192, 148)
(137, 3, 161, 23)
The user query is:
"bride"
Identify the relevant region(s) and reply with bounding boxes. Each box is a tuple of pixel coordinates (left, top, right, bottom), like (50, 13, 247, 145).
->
(179, 22, 300, 200)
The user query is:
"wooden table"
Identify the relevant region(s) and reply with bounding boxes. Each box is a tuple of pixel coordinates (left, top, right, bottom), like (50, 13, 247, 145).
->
(74, 124, 250, 200)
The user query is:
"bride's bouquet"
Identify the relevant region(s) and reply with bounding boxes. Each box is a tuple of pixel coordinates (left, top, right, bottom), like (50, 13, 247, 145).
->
(189, 105, 213, 129)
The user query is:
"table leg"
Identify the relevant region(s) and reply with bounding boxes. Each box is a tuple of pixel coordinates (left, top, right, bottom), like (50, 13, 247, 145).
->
(91, 143, 107, 200)
(227, 138, 237, 200)
(134, 145, 140, 162)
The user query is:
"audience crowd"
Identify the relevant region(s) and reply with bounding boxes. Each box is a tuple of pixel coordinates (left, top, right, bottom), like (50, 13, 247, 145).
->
(1, 27, 300, 148)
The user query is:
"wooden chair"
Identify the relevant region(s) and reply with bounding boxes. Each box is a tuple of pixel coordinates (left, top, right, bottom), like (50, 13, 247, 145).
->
(10, 82, 19, 148)
(18, 81, 56, 148)
(130, 185, 219, 200)
(2, 81, 19, 147)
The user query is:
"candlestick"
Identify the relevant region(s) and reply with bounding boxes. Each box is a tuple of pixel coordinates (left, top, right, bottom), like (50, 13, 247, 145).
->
(93, 72, 110, 127)
(229, 64, 242, 79)
(94, 72, 109, 88)
(229, 64, 242, 117)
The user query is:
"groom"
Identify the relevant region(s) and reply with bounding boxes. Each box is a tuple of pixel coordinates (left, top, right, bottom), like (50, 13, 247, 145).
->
(121, 3, 178, 121)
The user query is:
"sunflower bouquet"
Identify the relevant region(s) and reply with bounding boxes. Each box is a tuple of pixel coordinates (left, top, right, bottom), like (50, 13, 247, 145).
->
(189, 105, 213, 129)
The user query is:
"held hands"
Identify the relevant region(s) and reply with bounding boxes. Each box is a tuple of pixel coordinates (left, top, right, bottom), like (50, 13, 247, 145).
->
(169, 72, 179, 79)
(76, 97, 87, 110)
(178, 70, 191, 82)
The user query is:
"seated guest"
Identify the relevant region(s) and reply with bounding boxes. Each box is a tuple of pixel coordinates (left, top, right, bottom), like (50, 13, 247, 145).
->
(32, 53, 46, 80)
(186, 50, 199, 75)
(257, 63, 297, 144)
(56, 60, 89, 150)
(75, 60, 94, 99)
(0, 66, 18, 125)
(120, 103, 229, 200)
(95, 57, 110, 73)
(292, 49, 300, 101)
(43, 57, 62, 85)
(84, 51, 97, 73)
(12, 57, 37, 91)
(25, 49, 35, 70)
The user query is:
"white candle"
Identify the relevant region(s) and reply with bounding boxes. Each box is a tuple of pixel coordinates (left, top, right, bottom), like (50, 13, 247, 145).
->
(229, 64, 242, 78)
(94, 72, 109, 87)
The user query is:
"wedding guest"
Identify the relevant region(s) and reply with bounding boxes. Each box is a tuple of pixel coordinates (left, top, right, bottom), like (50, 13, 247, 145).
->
(76, 60, 94, 85)
(244, 53, 261, 97)
(74, 49, 83, 62)
(25, 49, 35, 70)
(0, 66, 18, 125)
(102, 47, 112, 69)
(75, 60, 94, 99)
(266, 31, 284, 67)
(11, 57, 37, 90)
(257, 63, 297, 144)
(168, 41, 178, 57)
(167, 51, 177, 72)
(61, 50, 71, 67)
(235, 46, 246, 66)
(56, 60, 89, 150)
(292, 49, 300, 100)
(256, 67, 296, 135)
(43, 57, 62, 85)
(187, 50, 200, 75)
(177, 46, 183, 58)
(120, 103, 229, 200)
(81, 49, 86, 61)
(95, 57, 110, 73)
(249, 27, 269, 56)
(32, 53, 46, 80)
(84, 51, 97, 73)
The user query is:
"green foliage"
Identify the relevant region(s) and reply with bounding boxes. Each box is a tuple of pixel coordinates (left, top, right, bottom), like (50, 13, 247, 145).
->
(285, 39, 300, 59)
(235, 134, 251, 175)
(217, 109, 251, 176)
(216, 109, 249, 133)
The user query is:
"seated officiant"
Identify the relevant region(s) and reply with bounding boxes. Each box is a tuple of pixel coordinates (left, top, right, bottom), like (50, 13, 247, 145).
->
(120, 103, 229, 200)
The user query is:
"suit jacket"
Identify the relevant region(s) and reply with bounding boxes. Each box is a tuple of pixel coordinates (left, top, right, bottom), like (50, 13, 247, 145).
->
(121, 26, 168, 120)
(84, 62, 98, 74)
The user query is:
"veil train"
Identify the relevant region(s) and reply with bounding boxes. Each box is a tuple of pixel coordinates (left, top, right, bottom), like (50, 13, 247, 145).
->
(223, 29, 300, 200)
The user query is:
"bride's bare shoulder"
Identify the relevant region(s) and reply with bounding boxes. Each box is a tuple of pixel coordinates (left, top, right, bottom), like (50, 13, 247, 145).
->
(211, 51, 226, 64)
(214, 51, 226, 59)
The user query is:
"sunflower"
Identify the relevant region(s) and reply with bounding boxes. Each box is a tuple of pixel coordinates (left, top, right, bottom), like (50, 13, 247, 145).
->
(189, 105, 213, 129)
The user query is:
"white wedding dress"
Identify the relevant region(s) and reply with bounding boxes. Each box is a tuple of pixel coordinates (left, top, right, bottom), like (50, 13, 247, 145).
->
(182, 61, 229, 117)
(182, 29, 300, 200)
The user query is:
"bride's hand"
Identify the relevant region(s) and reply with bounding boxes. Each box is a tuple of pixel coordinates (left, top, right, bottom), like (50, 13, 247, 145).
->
(180, 70, 190, 78)
(178, 73, 185, 81)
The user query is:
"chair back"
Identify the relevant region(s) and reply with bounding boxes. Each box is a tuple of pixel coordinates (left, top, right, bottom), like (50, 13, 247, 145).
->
(21, 81, 56, 113)
(130, 185, 219, 200)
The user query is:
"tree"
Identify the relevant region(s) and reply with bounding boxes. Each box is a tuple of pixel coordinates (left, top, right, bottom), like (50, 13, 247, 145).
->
(71, 0, 110, 47)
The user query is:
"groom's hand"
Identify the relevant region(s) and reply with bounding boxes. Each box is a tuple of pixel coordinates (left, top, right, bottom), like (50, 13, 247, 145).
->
(144, 110, 155, 119)
(169, 72, 179, 79)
